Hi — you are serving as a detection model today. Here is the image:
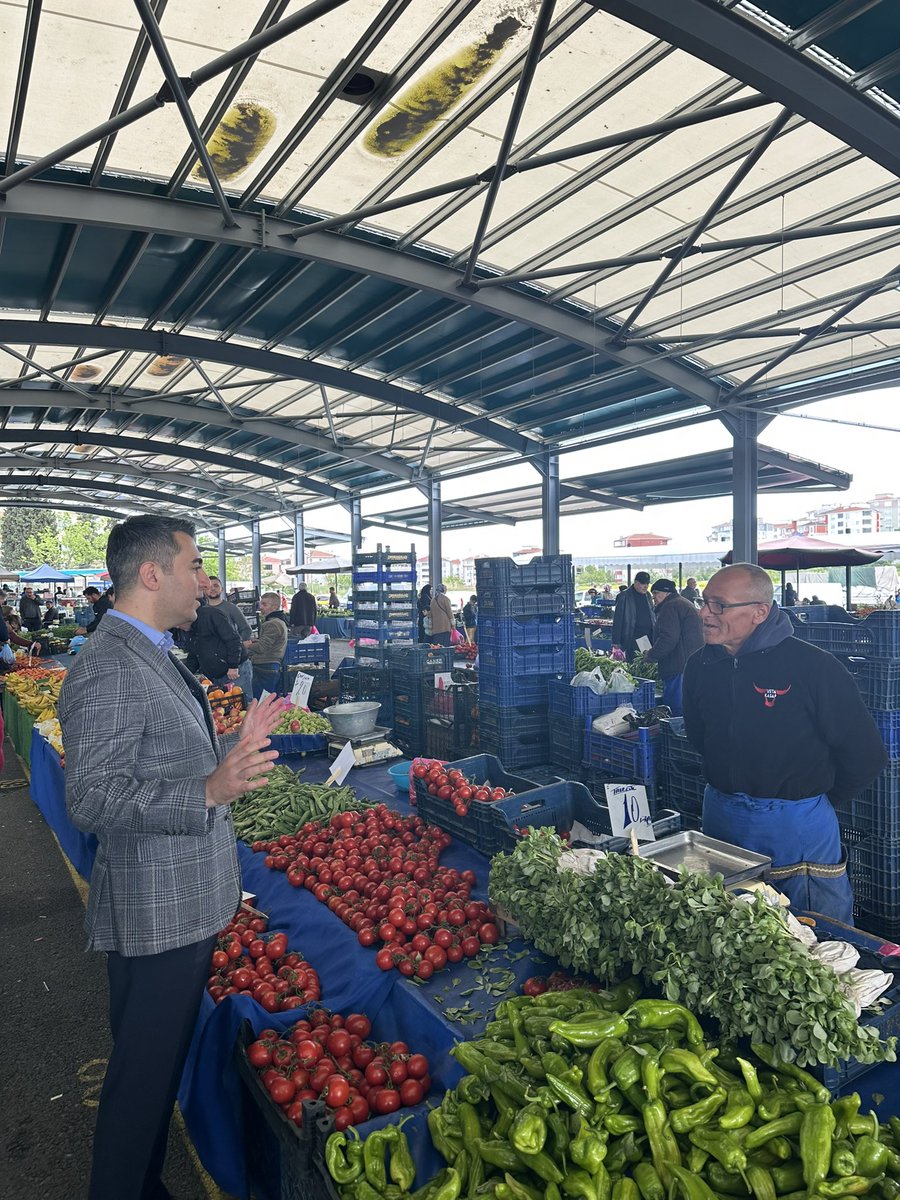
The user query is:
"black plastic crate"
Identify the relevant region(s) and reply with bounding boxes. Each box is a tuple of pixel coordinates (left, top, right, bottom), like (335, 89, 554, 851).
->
(425, 718, 476, 762)
(520, 763, 568, 786)
(338, 665, 392, 695)
(659, 717, 705, 775)
(414, 754, 539, 852)
(387, 645, 453, 673)
(849, 836, 900, 922)
(392, 730, 425, 759)
(836, 763, 900, 840)
(477, 584, 574, 618)
(548, 713, 589, 770)
(479, 730, 550, 769)
(660, 762, 705, 819)
(479, 700, 550, 744)
(863, 611, 900, 657)
(855, 659, 900, 710)
(392, 708, 427, 744)
(585, 766, 659, 810)
(854, 908, 900, 942)
(425, 681, 479, 731)
(391, 677, 427, 710)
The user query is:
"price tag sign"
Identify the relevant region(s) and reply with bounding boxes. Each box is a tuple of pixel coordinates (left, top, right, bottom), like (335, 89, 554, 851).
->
(434, 672, 454, 690)
(604, 783, 656, 842)
(635, 635, 652, 653)
(326, 740, 356, 786)
(290, 671, 314, 708)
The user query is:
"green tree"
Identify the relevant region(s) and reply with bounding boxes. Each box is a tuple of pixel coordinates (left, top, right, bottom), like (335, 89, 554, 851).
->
(200, 553, 255, 584)
(575, 565, 619, 585)
(444, 573, 469, 590)
(1, 508, 58, 569)
(26, 514, 113, 569)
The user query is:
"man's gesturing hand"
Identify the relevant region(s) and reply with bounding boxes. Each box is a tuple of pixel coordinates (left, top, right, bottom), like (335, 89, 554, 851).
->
(239, 692, 283, 744)
(205, 735, 279, 808)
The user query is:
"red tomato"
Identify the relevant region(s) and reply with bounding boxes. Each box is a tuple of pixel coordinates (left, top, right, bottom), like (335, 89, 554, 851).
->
(267, 1076, 295, 1106)
(247, 1040, 273, 1068)
(365, 1062, 387, 1087)
(399, 1078, 424, 1106)
(371, 1088, 402, 1114)
(433, 928, 453, 949)
(389, 1060, 408, 1085)
(460, 936, 480, 957)
(375, 948, 395, 971)
(344, 1014, 372, 1039)
(424, 945, 447, 969)
(479, 923, 500, 944)
(231, 967, 253, 991)
(326, 1030, 351, 1058)
(211, 949, 229, 970)
(406, 1054, 429, 1079)
(325, 1076, 350, 1108)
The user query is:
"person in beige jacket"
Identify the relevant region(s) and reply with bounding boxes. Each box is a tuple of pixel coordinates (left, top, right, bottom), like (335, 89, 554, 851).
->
(429, 582, 455, 646)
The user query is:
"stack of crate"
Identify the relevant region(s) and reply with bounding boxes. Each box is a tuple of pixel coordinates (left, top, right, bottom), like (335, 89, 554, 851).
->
(657, 717, 705, 831)
(547, 676, 656, 778)
(338, 664, 393, 727)
(475, 555, 575, 769)
(351, 546, 417, 666)
(424, 676, 480, 761)
(387, 645, 452, 758)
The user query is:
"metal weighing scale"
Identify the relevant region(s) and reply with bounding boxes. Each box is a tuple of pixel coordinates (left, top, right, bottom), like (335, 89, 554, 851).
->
(326, 726, 403, 766)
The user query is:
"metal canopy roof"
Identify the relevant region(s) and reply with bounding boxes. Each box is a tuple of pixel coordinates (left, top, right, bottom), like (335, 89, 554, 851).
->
(367, 442, 852, 530)
(0, 0, 897, 526)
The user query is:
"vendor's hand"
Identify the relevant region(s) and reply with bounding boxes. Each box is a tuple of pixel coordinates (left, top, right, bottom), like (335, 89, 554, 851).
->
(205, 736, 279, 808)
(239, 692, 282, 744)
(226, 667, 239, 680)
(30, 642, 41, 655)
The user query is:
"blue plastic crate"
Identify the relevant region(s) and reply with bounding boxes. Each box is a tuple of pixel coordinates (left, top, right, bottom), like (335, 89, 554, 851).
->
(476, 554, 573, 591)
(414, 754, 539, 852)
(863, 610, 900, 656)
(810, 970, 900, 1092)
(479, 642, 575, 677)
(660, 761, 706, 819)
(873, 710, 900, 759)
(792, 604, 828, 622)
(477, 584, 574, 618)
(834, 762, 900, 841)
(478, 671, 564, 707)
(659, 717, 705, 774)
(854, 659, 900, 709)
(267, 732, 328, 757)
(586, 725, 658, 783)
(849, 836, 900, 921)
(479, 730, 550, 770)
(548, 713, 590, 770)
(476, 614, 575, 649)
(547, 677, 656, 718)
(584, 766, 660, 810)
(479, 700, 548, 741)
(519, 763, 568, 786)
(801, 622, 874, 657)
(284, 638, 330, 665)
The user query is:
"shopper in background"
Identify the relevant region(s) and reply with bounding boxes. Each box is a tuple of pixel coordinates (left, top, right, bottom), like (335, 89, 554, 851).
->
(463, 594, 478, 644)
(78, 585, 113, 634)
(429, 582, 455, 647)
(783, 581, 797, 607)
(644, 579, 703, 716)
(288, 582, 317, 637)
(58, 514, 280, 1200)
(190, 601, 253, 696)
(680, 577, 701, 606)
(611, 570, 655, 660)
(683, 562, 886, 923)
(205, 575, 253, 650)
(42, 596, 60, 626)
(19, 585, 42, 632)
(417, 583, 433, 643)
(328, 586, 340, 609)
(248, 591, 289, 665)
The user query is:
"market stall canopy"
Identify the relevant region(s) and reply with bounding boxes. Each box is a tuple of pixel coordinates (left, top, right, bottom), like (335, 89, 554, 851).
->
(287, 558, 353, 574)
(17, 563, 76, 583)
(720, 533, 883, 569)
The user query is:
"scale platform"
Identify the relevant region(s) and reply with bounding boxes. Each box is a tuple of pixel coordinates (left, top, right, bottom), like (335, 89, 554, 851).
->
(326, 725, 403, 766)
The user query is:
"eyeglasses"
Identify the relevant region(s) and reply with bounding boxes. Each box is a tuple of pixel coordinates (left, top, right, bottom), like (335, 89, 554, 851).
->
(699, 596, 763, 616)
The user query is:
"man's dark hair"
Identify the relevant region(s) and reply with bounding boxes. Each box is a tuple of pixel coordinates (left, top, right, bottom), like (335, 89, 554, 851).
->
(83, 586, 100, 599)
(106, 515, 196, 596)
(634, 571, 651, 585)
(208, 575, 221, 584)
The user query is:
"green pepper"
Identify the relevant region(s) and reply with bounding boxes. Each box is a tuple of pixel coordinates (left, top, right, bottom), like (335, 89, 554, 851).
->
(856, 1137, 891, 1180)
(642, 1099, 682, 1188)
(610, 1049, 645, 1111)
(833, 1096, 863, 1142)
(434, 1170, 462, 1200)
(688, 1145, 710, 1174)
(632, 1163, 665, 1200)
(659, 1048, 719, 1088)
(561, 1172, 597, 1200)
(588, 1039, 626, 1098)
(364, 1128, 397, 1191)
(547, 1109, 571, 1160)
(522, 1057, 547, 1081)
(548, 1015, 629, 1049)
(667, 1164, 720, 1200)
(704, 1163, 750, 1196)
(799, 1102, 836, 1195)
(458, 1075, 489, 1105)
(757, 1092, 801, 1123)
(510, 1104, 548, 1157)
(546, 1184, 563, 1200)
(326, 1131, 364, 1185)
(481, 1065, 529, 1106)
(626, 1001, 705, 1048)
(429, 1108, 463, 1163)
(542, 1052, 572, 1080)
(746, 1165, 777, 1200)
(571, 1117, 607, 1174)
(879, 1180, 900, 1200)
(688, 1128, 748, 1176)
(458, 1103, 483, 1145)
(662, 1084, 693, 1109)
(744, 1114, 804, 1151)
(518, 1150, 565, 1185)
(604, 1113, 643, 1136)
(770, 1163, 805, 1194)
(746, 1149, 781, 1171)
(491, 1085, 518, 1139)
(736, 1057, 763, 1104)
(390, 1131, 416, 1193)
(720, 1087, 756, 1130)
(595, 1164, 612, 1200)
(832, 1141, 860, 1178)
(850, 1115, 882, 1140)
(544, 1073, 594, 1120)
(612, 1179, 639, 1200)
(751, 1045, 830, 1104)
(608, 979, 643, 1012)
(476, 1141, 522, 1172)
(817, 1178, 879, 1197)
(508, 1005, 530, 1057)
(766, 1139, 794, 1164)
(670, 1088, 727, 1134)
(357, 1182, 386, 1200)
(453, 1043, 491, 1077)
(478, 1041, 521, 1064)
(640, 1051, 664, 1103)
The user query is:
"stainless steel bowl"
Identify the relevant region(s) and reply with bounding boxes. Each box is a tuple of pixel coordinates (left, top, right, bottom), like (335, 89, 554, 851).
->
(322, 701, 381, 737)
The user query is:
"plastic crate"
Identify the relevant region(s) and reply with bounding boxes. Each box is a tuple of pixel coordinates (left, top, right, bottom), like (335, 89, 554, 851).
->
(873, 710, 900, 759)
(391, 679, 427, 712)
(268, 732, 328, 757)
(660, 761, 706, 818)
(284, 639, 330, 666)
(659, 717, 704, 775)
(520, 763, 568, 786)
(235, 1020, 325, 1200)
(479, 641, 575, 678)
(849, 836, 900, 922)
(863, 611, 900, 657)
(414, 754, 539, 852)
(547, 677, 657, 718)
(478, 671, 565, 707)
(476, 613, 575, 648)
(479, 700, 549, 743)
(854, 909, 900, 942)
(801, 622, 874, 657)
(809, 973, 900, 1092)
(386, 645, 452, 673)
(792, 604, 828, 622)
(477, 584, 574, 618)
(392, 709, 427, 746)
(479, 727, 550, 769)
(584, 765, 659, 809)
(854, 659, 900, 709)
(425, 681, 479, 730)
(338, 665, 392, 696)
(392, 730, 424, 759)
(548, 713, 590, 770)
(586, 725, 658, 783)
(425, 719, 476, 763)
(835, 763, 900, 841)
(476, 554, 573, 591)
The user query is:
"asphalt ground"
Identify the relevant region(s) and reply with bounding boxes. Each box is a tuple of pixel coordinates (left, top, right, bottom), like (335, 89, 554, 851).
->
(0, 736, 236, 1200)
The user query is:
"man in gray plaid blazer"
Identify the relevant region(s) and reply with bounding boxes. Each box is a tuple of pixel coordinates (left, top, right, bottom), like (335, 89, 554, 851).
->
(59, 515, 281, 1200)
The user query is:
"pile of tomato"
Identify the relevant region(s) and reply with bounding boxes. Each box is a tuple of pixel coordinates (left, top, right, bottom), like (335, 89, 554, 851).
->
(252, 804, 501, 978)
(412, 759, 513, 817)
(246, 1007, 431, 1129)
(206, 908, 321, 1012)
(522, 970, 605, 996)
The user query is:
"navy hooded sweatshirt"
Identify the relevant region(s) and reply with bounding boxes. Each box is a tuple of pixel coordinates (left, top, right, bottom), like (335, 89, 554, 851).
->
(682, 604, 886, 804)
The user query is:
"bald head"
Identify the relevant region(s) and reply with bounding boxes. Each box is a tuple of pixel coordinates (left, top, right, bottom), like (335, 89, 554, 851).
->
(709, 563, 774, 603)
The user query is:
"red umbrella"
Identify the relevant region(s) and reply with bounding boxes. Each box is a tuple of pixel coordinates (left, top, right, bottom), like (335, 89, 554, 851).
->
(721, 533, 882, 569)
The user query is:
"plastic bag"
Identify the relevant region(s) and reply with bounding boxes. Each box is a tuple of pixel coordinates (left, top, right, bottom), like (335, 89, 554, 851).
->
(0, 643, 14, 665)
(450, 628, 463, 645)
(570, 669, 607, 695)
(592, 705, 636, 736)
(607, 667, 635, 693)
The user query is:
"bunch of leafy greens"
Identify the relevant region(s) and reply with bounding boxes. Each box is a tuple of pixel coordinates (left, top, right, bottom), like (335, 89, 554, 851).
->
(489, 828, 896, 1068)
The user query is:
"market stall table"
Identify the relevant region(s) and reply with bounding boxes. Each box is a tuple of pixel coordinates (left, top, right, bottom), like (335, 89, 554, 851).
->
(315, 614, 352, 638)
(2, 687, 37, 765)
(29, 726, 96, 880)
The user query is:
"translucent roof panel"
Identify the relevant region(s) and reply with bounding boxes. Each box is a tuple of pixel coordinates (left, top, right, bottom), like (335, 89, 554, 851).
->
(0, 0, 898, 520)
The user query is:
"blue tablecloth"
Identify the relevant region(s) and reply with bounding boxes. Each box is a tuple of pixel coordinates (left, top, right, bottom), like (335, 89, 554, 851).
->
(29, 728, 97, 880)
(315, 615, 352, 638)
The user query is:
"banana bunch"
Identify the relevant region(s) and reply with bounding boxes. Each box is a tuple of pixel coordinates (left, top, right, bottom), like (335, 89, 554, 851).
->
(36, 716, 64, 759)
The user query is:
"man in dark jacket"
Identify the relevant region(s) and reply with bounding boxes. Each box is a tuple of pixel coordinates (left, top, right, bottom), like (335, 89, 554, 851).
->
(288, 583, 317, 637)
(19, 586, 43, 632)
(190, 602, 252, 695)
(80, 586, 113, 634)
(683, 563, 886, 922)
(611, 571, 655, 659)
(645, 579, 703, 716)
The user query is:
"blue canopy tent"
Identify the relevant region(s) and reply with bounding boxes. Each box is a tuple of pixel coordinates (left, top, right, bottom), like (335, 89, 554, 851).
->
(17, 564, 76, 584)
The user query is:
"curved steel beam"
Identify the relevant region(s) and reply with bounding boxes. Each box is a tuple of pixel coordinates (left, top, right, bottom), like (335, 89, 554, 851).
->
(0, 499, 132, 521)
(589, 0, 900, 179)
(0, 180, 722, 411)
(0, 472, 247, 521)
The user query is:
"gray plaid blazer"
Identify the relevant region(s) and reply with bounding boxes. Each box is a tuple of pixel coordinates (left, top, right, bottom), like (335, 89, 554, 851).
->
(58, 616, 240, 956)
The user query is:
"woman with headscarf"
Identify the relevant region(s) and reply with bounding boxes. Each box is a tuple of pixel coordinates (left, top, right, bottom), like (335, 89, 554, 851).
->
(429, 582, 454, 647)
(417, 584, 433, 643)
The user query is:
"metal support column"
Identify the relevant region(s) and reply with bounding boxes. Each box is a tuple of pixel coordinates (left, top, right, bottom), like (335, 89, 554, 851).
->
(846, 565, 852, 610)
(251, 519, 262, 596)
(292, 510, 305, 568)
(538, 448, 560, 556)
(426, 476, 442, 588)
(721, 411, 771, 566)
(217, 528, 227, 586)
(348, 498, 362, 554)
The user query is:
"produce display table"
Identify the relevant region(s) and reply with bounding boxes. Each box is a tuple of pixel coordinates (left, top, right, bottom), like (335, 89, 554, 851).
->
(29, 728, 96, 881)
(2, 689, 37, 765)
(315, 615, 352, 638)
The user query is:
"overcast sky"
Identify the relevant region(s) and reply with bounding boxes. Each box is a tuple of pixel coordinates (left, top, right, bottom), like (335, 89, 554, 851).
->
(274, 388, 900, 562)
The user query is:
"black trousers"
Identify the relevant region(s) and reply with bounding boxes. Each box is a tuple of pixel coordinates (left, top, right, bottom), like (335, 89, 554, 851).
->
(88, 935, 216, 1200)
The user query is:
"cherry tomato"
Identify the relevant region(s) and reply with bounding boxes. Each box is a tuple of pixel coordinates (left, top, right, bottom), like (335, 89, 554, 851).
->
(399, 1078, 424, 1106)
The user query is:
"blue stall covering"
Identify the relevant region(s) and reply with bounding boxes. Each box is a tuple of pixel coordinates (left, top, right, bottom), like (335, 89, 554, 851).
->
(315, 615, 352, 638)
(29, 727, 96, 879)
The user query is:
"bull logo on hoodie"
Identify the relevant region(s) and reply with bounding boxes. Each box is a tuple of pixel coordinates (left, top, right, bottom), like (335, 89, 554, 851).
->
(753, 683, 791, 708)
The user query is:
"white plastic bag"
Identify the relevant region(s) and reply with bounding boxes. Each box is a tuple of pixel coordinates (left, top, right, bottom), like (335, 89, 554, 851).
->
(608, 667, 636, 693)
(570, 668, 607, 695)
(592, 705, 636, 736)
(0, 643, 14, 665)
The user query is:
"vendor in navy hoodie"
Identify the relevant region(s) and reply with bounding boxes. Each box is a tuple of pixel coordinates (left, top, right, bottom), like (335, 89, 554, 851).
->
(683, 563, 886, 923)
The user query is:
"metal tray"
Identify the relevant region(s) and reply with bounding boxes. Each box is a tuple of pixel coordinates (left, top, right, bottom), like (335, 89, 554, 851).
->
(638, 830, 771, 886)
